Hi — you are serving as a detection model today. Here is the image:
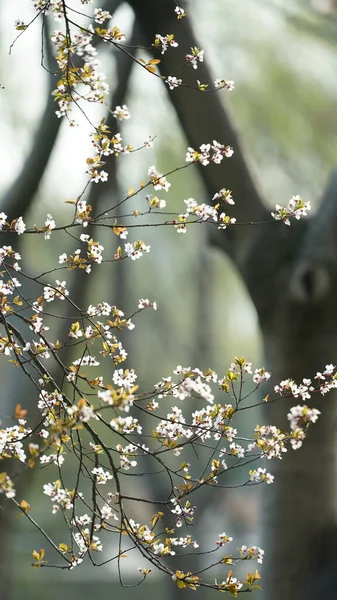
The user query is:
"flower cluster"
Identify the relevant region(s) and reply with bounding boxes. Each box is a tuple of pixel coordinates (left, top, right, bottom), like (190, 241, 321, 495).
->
(75, 200, 92, 226)
(175, 6, 186, 18)
(43, 280, 69, 302)
(0, 420, 32, 463)
(212, 188, 235, 205)
(173, 196, 237, 233)
(93, 7, 112, 24)
(146, 195, 167, 210)
(43, 480, 75, 514)
(112, 104, 131, 121)
(249, 467, 274, 484)
(271, 195, 311, 225)
(186, 140, 234, 166)
(153, 34, 178, 54)
(116, 443, 138, 470)
(287, 405, 320, 449)
(138, 298, 158, 310)
(274, 365, 337, 398)
(238, 545, 265, 564)
(92, 466, 113, 484)
(51, 28, 109, 119)
(60, 234, 105, 274)
(252, 425, 287, 460)
(124, 241, 151, 260)
(0, 474, 16, 499)
(165, 76, 183, 90)
(43, 214, 56, 240)
(110, 415, 142, 435)
(214, 79, 235, 90)
(73, 528, 102, 556)
(0, 213, 26, 235)
(148, 165, 171, 191)
(185, 47, 204, 69)
(216, 532, 233, 546)
(90, 122, 132, 161)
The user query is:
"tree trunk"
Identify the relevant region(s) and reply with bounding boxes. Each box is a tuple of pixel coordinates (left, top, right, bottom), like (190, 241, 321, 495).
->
(128, 1, 337, 598)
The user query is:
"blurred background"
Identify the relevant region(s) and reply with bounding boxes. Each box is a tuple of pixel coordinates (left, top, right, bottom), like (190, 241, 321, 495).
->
(1, 0, 337, 598)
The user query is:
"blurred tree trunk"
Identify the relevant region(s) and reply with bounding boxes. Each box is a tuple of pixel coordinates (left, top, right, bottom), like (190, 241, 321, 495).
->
(129, 1, 337, 598)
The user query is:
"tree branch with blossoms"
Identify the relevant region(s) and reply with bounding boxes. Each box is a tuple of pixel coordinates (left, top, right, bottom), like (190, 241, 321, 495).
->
(0, 1, 327, 597)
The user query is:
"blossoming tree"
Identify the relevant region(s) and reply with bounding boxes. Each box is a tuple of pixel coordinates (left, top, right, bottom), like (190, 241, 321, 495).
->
(1, 2, 337, 600)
